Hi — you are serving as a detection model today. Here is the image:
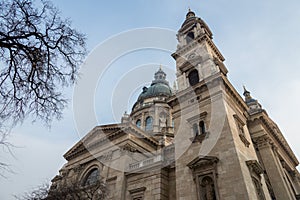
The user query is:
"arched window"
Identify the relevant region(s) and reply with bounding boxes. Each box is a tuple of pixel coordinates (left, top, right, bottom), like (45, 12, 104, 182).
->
(186, 32, 195, 44)
(199, 121, 206, 134)
(83, 168, 99, 186)
(136, 119, 141, 128)
(188, 69, 199, 86)
(145, 116, 153, 131)
(193, 123, 199, 136)
(200, 176, 217, 200)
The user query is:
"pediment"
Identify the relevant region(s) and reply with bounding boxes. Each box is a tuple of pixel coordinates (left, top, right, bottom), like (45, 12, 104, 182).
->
(63, 123, 159, 161)
(187, 156, 219, 169)
(64, 123, 124, 161)
(246, 160, 263, 175)
(63, 141, 87, 161)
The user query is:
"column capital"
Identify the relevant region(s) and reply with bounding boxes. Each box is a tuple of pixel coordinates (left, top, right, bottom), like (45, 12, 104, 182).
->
(253, 135, 273, 149)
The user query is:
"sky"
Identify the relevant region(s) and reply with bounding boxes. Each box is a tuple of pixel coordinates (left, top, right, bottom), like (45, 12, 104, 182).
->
(1, 0, 300, 199)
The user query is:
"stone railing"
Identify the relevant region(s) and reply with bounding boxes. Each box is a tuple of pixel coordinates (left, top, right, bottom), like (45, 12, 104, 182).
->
(128, 155, 162, 170)
(128, 145, 175, 171)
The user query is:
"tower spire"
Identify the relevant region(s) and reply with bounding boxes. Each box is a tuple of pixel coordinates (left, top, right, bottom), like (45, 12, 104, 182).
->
(242, 86, 262, 114)
(243, 85, 252, 102)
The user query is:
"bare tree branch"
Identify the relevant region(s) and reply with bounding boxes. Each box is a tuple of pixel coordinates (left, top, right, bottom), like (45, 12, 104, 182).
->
(0, 130, 15, 178)
(14, 179, 108, 200)
(0, 0, 86, 177)
(0, 0, 86, 128)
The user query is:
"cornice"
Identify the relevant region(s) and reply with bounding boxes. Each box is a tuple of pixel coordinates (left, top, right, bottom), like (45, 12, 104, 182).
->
(253, 134, 273, 149)
(124, 123, 159, 147)
(260, 116, 299, 166)
(64, 124, 124, 161)
(129, 186, 146, 194)
(172, 34, 225, 62)
(168, 72, 221, 108)
(168, 73, 248, 119)
(222, 75, 249, 113)
(187, 156, 219, 169)
(250, 114, 299, 166)
(64, 123, 160, 161)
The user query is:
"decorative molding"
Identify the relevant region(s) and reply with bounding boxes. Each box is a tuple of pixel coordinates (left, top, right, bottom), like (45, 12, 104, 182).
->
(188, 156, 220, 200)
(64, 125, 125, 161)
(64, 123, 160, 161)
(129, 187, 146, 194)
(233, 114, 245, 126)
(213, 57, 228, 75)
(73, 164, 84, 173)
(51, 175, 63, 182)
(98, 150, 113, 161)
(187, 156, 219, 169)
(120, 144, 138, 156)
(260, 116, 299, 166)
(106, 176, 117, 182)
(233, 114, 250, 147)
(246, 160, 264, 175)
(248, 114, 299, 166)
(186, 111, 208, 123)
(253, 135, 273, 149)
(129, 187, 146, 200)
(190, 132, 209, 143)
(239, 134, 250, 147)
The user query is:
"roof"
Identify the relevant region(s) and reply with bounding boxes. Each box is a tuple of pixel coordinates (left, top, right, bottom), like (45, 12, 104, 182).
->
(136, 68, 172, 102)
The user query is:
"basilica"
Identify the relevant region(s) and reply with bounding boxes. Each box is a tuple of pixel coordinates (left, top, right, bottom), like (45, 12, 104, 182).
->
(50, 10, 300, 200)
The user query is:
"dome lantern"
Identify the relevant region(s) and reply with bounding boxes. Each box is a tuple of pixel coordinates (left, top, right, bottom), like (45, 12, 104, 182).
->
(135, 67, 173, 104)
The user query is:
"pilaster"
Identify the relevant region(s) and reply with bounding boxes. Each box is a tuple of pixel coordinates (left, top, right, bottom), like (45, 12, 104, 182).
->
(254, 135, 296, 200)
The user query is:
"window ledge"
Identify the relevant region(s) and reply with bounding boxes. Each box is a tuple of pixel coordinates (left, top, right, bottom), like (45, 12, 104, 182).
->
(239, 133, 250, 147)
(190, 132, 209, 143)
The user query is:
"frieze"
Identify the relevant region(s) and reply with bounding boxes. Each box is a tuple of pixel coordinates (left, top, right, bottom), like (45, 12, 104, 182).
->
(120, 144, 137, 154)
(259, 116, 299, 166)
(98, 150, 113, 162)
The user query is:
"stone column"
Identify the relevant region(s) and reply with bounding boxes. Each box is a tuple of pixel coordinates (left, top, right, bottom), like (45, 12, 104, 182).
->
(183, 72, 187, 89)
(153, 105, 159, 133)
(141, 113, 145, 130)
(255, 135, 295, 200)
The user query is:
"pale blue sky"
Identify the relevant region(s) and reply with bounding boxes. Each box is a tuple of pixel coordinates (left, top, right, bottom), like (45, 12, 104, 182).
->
(1, 1, 300, 199)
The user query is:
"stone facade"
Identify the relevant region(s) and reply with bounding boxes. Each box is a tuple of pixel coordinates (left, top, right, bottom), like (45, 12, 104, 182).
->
(50, 10, 300, 200)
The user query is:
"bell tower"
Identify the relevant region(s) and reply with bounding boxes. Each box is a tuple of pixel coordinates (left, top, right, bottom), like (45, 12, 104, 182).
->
(169, 10, 273, 199)
(172, 9, 227, 91)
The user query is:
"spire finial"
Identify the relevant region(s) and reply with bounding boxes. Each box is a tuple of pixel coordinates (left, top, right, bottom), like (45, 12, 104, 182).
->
(243, 85, 248, 93)
(242, 86, 263, 112)
(243, 85, 253, 102)
(186, 7, 195, 19)
(243, 85, 250, 95)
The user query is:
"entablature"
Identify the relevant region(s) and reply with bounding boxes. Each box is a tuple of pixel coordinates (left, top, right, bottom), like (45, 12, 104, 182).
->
(249, 113, 299, 167)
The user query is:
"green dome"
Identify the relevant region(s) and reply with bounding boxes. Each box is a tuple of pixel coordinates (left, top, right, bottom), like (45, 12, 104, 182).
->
(138, 83, 172, 101)
(137, 68, 172, 102)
